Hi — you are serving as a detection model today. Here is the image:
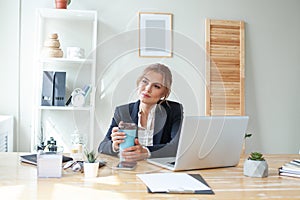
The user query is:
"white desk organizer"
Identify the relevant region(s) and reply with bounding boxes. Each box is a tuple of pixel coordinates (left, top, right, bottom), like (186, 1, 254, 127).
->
(37, 151, 62, 178)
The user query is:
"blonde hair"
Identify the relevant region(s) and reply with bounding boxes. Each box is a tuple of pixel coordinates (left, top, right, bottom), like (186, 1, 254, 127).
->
(137, 63, 172, 101)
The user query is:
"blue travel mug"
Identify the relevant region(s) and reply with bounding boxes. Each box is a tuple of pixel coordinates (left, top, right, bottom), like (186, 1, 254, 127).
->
(119, 122, 137, 161)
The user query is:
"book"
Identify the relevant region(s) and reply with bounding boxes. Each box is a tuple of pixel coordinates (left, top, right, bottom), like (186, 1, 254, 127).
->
(282, 163, 300, 172)
(20, 153, 73, 165)
(290, 159, 300, 166)
(278, 159, 300, 178)
(279, 172, 300, 178)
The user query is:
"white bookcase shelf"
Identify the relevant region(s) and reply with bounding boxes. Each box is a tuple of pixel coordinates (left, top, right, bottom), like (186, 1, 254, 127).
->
(38, 8, 97, 21)
(38, 105, 92, 111)
(32, 8, 97, 153)
(40, 58, 94, 65)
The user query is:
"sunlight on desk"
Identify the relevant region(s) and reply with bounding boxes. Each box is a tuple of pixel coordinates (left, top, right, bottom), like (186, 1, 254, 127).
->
(49, 183, 127, 199)
(86, 175, 121, 185)
(0, 185, 26, 199)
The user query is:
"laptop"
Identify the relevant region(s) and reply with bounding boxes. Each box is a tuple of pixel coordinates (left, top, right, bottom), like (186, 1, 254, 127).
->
(147, 116, 249, 171)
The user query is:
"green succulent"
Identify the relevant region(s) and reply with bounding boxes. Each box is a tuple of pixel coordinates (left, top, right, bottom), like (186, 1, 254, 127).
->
(248, 152, 265, 161)
(67, 0, 71, 5)
(85, 150, 98, 163)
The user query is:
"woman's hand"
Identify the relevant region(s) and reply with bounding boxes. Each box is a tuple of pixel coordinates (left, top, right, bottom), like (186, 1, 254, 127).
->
(121, 138, 149, 162)
(110, 126, 126, 152)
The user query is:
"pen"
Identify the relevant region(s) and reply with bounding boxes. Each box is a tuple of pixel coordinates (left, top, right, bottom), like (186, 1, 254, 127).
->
(167, 189, 195, 194)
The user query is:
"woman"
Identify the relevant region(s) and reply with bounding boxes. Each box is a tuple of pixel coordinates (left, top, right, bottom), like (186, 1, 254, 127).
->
(98, 63, 183, 162)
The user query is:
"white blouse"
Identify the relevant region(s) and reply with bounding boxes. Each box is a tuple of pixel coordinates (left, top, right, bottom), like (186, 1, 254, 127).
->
(138, 104, 156, 146)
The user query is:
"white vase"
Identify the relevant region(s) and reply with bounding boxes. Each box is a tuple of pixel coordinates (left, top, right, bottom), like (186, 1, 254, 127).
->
(243, 159, 268, 177)
(84, 162, 99, 178)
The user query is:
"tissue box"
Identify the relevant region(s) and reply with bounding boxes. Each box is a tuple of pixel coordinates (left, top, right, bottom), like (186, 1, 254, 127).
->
(37, 152, 62, 178)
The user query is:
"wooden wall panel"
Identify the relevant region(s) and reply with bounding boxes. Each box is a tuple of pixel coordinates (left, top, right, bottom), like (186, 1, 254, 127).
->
(205, 19, 245, 116)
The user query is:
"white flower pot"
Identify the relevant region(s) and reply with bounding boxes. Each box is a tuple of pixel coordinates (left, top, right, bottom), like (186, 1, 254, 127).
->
(243, 159, 268, 178)
(84, 162, 99, 178)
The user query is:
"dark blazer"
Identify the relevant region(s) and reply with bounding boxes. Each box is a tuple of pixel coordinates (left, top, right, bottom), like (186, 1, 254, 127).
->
(98, 100, 184, 158)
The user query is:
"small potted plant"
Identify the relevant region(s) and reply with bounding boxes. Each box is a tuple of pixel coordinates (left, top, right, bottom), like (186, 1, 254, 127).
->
(83, 149, 99, 178)
(243, 152, 268, 177)
(55, 0, 71, 9)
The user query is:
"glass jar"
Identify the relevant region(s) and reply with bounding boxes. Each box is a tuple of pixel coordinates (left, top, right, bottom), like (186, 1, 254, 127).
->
(70, 130, 84, 161)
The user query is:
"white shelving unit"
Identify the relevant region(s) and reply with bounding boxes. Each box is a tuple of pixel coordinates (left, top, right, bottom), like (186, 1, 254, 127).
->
(32, 8, 97, 152)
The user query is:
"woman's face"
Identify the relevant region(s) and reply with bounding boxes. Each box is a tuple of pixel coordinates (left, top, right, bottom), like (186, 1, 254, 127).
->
(138, 71, 167, 106)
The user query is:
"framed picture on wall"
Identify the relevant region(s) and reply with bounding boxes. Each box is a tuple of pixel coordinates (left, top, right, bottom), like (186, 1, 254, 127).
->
(138, 12, 173, 57)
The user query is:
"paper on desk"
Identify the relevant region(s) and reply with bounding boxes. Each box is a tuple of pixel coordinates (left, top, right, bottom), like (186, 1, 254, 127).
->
(137, 173, 211, 193)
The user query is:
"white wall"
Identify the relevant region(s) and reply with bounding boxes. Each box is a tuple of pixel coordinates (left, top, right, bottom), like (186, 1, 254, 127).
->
(0, 0, 20, 151)
(1, 0, 299, 153)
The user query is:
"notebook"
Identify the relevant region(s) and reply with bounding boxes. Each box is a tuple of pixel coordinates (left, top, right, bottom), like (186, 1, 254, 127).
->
(147, 116, 249, 171)
(20, 153, 73, 165)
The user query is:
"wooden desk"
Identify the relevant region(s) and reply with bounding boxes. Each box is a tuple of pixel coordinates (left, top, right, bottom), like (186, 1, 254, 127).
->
(0, 153, 299, 199)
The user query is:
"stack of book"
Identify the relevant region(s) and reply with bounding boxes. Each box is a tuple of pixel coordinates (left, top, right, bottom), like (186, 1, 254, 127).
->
(279, 159, 300, 178)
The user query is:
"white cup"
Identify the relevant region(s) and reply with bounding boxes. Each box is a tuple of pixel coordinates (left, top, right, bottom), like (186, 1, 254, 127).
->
(67, 47, 85, 59)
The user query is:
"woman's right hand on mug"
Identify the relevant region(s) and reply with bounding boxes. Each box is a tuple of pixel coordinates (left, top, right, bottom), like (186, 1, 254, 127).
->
(111, 126, 126, 152)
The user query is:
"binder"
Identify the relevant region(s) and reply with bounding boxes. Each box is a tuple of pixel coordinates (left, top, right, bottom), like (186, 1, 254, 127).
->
(41, 71, 66, 106)
(137, 173, 214, 194)
(53, 72, 66, 106)
(41, 71, 54, 106)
